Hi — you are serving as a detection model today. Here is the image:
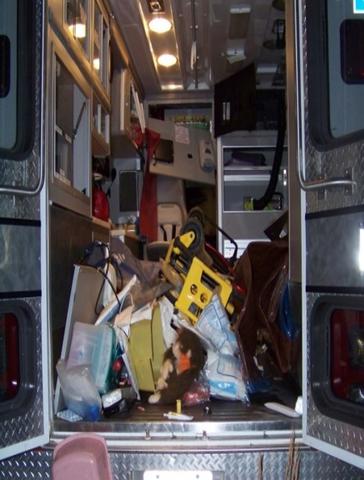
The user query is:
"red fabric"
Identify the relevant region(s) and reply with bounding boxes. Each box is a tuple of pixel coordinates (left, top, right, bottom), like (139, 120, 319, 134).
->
(138, 128, 160, 242)
(92, 186, 109, 221)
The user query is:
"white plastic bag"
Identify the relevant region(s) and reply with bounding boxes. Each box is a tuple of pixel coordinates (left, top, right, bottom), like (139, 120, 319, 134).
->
(56, 360, 101, 421)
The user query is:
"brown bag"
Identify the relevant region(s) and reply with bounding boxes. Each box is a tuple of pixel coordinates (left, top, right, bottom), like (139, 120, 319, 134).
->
(233, 239, 299, 380)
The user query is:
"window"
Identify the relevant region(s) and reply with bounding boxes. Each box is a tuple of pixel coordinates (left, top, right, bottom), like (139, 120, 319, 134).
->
(0, 0, 35, 159)
(307, 0, 364, 147)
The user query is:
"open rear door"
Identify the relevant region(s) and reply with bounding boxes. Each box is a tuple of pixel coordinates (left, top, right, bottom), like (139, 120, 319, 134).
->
(0, 0, 49, 460)
(294, 0, 364, 469)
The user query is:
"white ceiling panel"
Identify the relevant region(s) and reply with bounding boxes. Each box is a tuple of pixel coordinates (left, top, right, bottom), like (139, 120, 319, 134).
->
(108, 0, 286, 99)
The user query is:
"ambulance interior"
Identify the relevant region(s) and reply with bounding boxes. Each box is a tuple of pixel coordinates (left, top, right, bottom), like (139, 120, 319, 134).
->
(50, 0, 302, 436)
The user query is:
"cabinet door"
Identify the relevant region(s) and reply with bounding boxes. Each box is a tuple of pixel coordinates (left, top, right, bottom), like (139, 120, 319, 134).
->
(0, 0, 50, 460)
(214, 64, 256, 137)
(0, 0, 44, 197)
(48, 29, 92, 217)
(294, 0, 364, 469)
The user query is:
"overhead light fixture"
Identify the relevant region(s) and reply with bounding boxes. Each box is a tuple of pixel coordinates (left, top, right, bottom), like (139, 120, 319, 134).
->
(149, 17, 172, 33)
(161, 83, 184, 91)
(138, 1, 182, 88)
(157, 53, 177, 67)
(147, 0, 165, 13)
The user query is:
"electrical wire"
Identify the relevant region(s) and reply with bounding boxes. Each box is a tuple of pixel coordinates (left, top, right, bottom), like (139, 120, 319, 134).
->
(78, 261, 122, 315)
(94, 261, 110, 315)
(252, 92, 286, 210)
(96, 263, 122, 311)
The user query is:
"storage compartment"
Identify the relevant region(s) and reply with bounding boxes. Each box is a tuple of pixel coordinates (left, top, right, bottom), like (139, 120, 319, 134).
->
(51, 226, 301, 444)
(223, 166, 287, 212)
(217, 131, 288, 257)
(222, 146, 288, 212)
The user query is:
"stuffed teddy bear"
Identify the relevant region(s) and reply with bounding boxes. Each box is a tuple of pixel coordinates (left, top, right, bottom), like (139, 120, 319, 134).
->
(148, 328, 205, 404)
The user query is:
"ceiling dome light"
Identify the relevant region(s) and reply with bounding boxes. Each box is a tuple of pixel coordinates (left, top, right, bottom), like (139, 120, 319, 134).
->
(161, 83, 184, 91)
(149, 17, 172, 34)
(157, 53, 177, 67)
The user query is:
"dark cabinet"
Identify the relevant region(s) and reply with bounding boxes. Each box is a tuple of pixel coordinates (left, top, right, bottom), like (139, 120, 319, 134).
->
(214, 63, 285, 137)
(214, 63, 256, 137)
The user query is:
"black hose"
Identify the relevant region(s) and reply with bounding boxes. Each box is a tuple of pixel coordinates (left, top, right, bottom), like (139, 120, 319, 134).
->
(252, 92, 286, 210)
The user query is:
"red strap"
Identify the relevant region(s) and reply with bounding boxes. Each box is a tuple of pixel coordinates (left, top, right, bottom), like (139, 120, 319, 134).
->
(138, 129, 160, 242)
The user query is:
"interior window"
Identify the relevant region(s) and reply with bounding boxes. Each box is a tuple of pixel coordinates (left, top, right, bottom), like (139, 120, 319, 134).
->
(307, 0, 364, 146)
(0, 0, 35, 158)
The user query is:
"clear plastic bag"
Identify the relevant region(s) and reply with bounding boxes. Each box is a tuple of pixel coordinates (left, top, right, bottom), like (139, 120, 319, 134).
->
(182, 373, 210, 406)
(173, 295, 249, 403)
(56, 360, 101, 421)
(194, 294, 249, 403)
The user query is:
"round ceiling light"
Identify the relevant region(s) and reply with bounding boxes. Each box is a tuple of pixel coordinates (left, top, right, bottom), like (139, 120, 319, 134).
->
(157, 53, 177, 67)
(149, 17, 172, 34)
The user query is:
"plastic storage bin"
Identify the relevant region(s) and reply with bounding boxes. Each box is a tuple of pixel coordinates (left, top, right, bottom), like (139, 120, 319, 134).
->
(52, 433, 112, 480)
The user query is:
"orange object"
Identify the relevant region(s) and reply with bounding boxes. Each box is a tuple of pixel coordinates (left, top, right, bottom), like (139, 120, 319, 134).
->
(178, 352, 191, 374)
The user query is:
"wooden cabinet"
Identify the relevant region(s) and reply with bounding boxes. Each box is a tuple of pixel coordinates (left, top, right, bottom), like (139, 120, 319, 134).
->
(47, 0, 114, 214)
(214, 63, 256, 137)
(48, 0, 111, 100)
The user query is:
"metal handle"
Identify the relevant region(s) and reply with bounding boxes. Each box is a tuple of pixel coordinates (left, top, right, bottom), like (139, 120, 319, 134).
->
(297, 159, 356, 191)
(0, 150, 45, 196)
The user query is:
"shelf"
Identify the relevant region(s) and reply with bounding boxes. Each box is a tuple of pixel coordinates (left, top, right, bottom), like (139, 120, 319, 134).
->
(224, 173, 273, 183)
